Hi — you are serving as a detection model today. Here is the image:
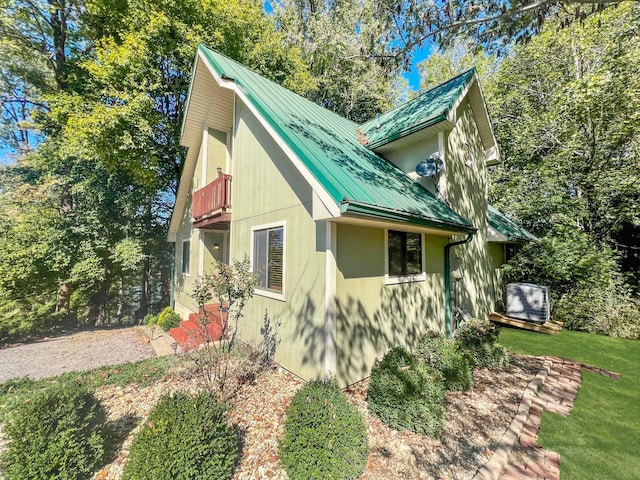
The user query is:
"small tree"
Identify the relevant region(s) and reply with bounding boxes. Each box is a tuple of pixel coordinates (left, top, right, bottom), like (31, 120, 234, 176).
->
(188, 254, 258, 398)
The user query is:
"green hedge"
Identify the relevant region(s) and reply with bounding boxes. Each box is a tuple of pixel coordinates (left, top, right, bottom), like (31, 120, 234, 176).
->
(280, 378, 368, 480)
(415, 331, 473, 391)
(367, 347, 445, 436)
(156, 307, 181, 331)
(0, 382, 106, 480)
(123, 392, 238, 480)
(454, 318, 509, 369)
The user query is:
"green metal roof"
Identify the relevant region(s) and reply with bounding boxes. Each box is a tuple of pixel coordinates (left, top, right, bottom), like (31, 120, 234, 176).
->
(360, 68, 476, 150)
(199, 45, 474, 233)
(488, 205, 537, 242)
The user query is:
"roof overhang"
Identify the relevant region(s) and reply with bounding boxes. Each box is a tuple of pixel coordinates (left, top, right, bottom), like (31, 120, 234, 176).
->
(339, 200, 476, 236)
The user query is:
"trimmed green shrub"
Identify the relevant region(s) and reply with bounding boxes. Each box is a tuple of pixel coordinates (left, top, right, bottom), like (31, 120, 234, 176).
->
(415, 331, 474, 391)
(0, 382, 106, 480)
(367, 347, 445, 436)
(143, 313, 157, 325)
(454, 318, 509, 369)
(279, 378, 368, 480)
(123, 391, 238, 480)
(156, 306, 181, 331)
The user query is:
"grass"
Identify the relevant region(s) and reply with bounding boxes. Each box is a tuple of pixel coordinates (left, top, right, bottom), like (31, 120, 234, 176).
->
(499, 328, 640, 480)
(0, 355, 178, 423)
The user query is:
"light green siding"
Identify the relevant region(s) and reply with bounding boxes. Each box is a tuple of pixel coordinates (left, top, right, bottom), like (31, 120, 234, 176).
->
(230, 100, 327, 382)
(446, 97, 498, 318)
(174, 140, 204, 317)
(335, 223, 447, 386)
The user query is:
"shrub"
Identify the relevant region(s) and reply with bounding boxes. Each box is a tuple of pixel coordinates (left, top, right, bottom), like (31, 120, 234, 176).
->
(415, 331, 473, 391)
(454, 318, 509, 369)
(156, 306, 181, 331)
(123, 391, 238, 480)
(0, 382, 106, 480)
(143, 313, 157, 325)
(367, 347, 445, 436)
(279, 378, 368, 480)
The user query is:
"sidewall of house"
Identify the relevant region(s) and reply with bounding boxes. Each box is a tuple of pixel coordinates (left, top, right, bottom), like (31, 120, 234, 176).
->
(446, 97, 497, 319)
(229, 100, 327, 382)
(335, 223, 448, 386)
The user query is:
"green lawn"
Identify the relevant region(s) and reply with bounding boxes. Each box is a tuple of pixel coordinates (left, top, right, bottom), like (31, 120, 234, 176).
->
(499, 328, 640, 480)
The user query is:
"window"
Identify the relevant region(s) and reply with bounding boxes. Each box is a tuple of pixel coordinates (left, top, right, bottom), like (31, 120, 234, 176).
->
(387, 230, 423, 279)
(253, 225, 284, 294)
(181, 240, 191, 275)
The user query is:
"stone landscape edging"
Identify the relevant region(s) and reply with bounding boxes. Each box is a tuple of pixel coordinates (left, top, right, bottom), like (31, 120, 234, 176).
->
(472, 357, 553, 480)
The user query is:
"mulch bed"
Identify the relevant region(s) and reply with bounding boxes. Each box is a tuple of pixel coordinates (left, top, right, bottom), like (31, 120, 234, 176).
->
(92, 354, 542, 480)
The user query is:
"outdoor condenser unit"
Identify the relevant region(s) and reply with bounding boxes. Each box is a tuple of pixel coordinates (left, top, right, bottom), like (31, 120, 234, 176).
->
(506, 283, 551, 323)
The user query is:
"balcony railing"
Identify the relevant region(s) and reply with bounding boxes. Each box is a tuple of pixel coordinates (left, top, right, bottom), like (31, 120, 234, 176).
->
(192, 174, 232, 228)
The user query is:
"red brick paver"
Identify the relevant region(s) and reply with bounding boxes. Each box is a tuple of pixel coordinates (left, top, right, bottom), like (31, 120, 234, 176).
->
(495, 358, 620, 480)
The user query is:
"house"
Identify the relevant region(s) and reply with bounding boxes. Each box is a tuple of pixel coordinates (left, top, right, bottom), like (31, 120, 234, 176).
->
(167, 45, 534, 386)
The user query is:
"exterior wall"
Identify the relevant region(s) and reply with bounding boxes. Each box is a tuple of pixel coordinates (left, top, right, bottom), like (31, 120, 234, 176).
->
(229, 99, 327, 382)
(335, 223, 447, 386)
(488, 242, 506, 311)
(174, 141, 205, 318)
(445, 97, 497, 319)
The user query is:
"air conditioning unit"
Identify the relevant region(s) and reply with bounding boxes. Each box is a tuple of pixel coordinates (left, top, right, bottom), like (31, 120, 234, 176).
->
(506, 283, 550, 323)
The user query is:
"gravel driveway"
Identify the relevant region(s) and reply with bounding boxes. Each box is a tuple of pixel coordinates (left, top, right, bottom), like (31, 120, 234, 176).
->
(0, 327, 155, 383)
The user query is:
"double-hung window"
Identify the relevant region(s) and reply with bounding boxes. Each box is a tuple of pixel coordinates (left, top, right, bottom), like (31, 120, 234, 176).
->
(253, 224, 284, 297)
(386, 230, 424, 283)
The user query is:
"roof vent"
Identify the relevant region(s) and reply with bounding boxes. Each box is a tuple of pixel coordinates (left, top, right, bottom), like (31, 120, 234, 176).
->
(506, 283, 550, 323)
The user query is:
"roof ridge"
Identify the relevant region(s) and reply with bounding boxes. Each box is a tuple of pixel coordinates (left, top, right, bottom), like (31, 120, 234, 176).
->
(360, 66, 476, 128)
(198, 44, 360, 127)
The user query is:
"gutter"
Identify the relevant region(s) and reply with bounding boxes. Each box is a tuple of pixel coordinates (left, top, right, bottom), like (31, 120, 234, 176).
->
(444, 232, 475, 337)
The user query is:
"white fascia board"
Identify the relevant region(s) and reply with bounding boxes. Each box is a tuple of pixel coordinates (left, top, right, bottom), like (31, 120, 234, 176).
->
(179, 54, 201, 143)
(485, 145, 500, 166)
(197, 56, 340, 220)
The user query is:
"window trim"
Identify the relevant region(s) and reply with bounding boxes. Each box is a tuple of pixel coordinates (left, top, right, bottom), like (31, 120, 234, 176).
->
(251, 221, 286, 301)
(181, 239, 191, 276)
(384, 229, 426, 285)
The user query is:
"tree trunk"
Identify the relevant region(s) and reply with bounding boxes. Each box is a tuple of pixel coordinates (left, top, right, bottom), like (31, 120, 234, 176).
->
(140, 257, 150, 318)
(56, 281, 71, 315)
(161, 265, 171, 309)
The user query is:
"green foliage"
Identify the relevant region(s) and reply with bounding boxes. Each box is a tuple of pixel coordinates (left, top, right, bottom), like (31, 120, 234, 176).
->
(0, 382, 106, 480)
(504, 232, 640, 339)
(415, 331, 473, 391)
(454, 318, 509, 369)
(367, 347, 445, 436)
(143, 313, 157, 325)
(123, 392, 238, 480)
(273, 0, 400, 122)
(279, 378, 368, 480)
(156, 306, 181, 331)
(486, 4, 640, 338)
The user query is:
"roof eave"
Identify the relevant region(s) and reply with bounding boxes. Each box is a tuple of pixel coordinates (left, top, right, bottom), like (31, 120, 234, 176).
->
(366, 114, 449, 150)
(340, 200, 476, 235)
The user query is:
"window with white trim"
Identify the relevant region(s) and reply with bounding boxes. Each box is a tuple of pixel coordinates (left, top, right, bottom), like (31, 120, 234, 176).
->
(253, 226, 284, 292)
(387, 230, 422, 277)
(181, 240, 191, 275)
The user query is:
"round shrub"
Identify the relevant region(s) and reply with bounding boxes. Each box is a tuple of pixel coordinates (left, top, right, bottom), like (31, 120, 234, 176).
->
(156, 306, 181, 331)
(279, 378, 368, 480)
(367, 347, 445, 436)
(454, 318, 509, 369)
(415, 331, 474, 391)
(143, 313, 157, 325)
(123, 392, 238, 480)
(0, 382, 106, 480)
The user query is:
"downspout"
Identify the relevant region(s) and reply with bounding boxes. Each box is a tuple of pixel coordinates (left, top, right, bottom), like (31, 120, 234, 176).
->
(444, 233, 475, 337)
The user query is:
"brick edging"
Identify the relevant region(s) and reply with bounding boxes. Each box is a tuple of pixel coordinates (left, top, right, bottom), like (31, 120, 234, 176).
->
(472, 358, 553, 480)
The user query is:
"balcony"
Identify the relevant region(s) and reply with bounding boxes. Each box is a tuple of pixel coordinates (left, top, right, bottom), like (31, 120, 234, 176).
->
(192, 174, 232, 229)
